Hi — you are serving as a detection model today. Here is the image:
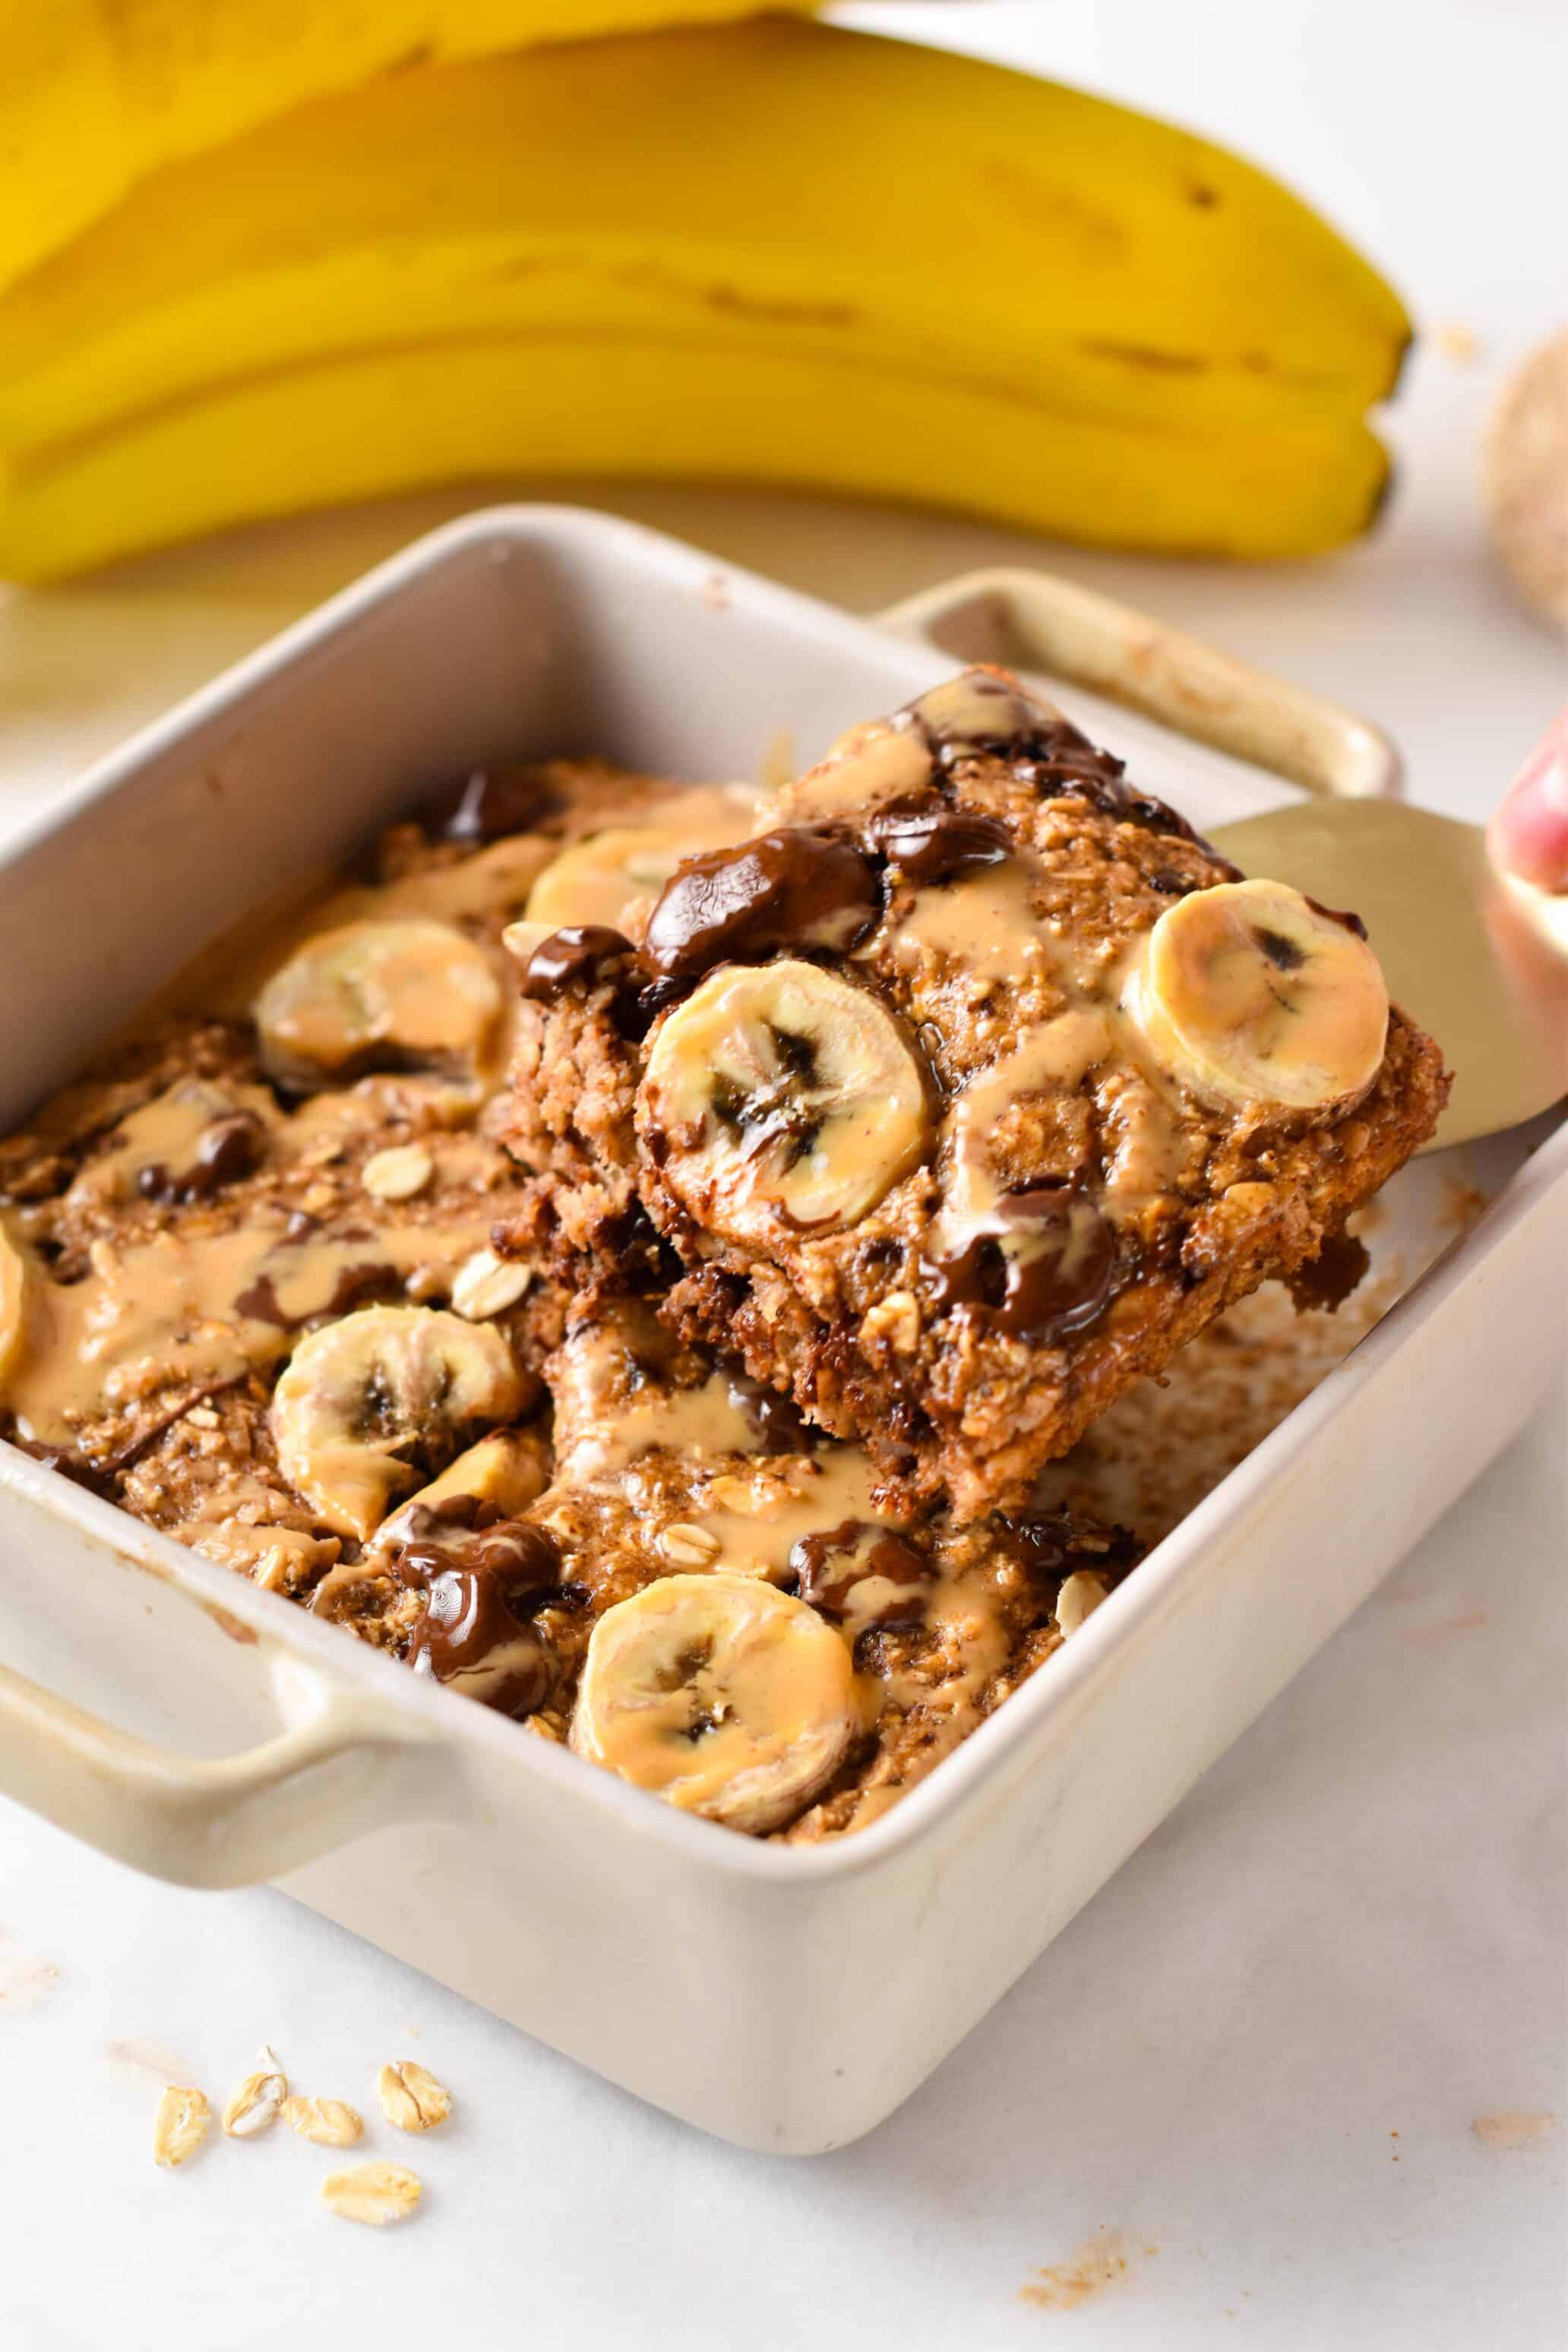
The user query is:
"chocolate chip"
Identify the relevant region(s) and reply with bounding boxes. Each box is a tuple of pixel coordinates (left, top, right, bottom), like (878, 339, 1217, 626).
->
(902, 671, 1064, 763)
(518, 925, 653, 1040)
(791, 1519, 931, 1624)
(925, 1190, 1117, 1344)
(637, 973, 694, 1021)
(726, 1369, 818, 1454)
(643, 826, 881, 980)
(191, 1111, 263, 1193)
(7, 1436, 115, 1499)
(233, 1272, 290, 1327)
(1285, 1227, 1370, 1314)
(977, 709, 1238, 868)
(136, 1110, 263, 1206)
(861, 797, 1013, 885)
(233, 1257, 401, 1330)
(324, 1262, 403, 1318)
(1001, 1508, 1145, 1587)
(422, 767, 564, 843)
(518, 925, 637, 1001)
(394, 1514, 562, 1718)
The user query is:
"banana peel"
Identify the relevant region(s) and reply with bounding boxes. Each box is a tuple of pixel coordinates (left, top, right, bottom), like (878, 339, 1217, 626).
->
(0, 20, 1412, 577)
(0, 337, 1393, 581)
(0, 1, 838, 299)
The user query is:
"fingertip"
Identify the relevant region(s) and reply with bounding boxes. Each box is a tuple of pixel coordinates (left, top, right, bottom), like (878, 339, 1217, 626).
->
(1488, 716, 1568, 893)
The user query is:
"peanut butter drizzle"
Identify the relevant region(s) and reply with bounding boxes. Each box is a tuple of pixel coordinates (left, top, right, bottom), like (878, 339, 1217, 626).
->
(887, 854, 1054, 985)
(64, 1080, 270, 1206)
(776, 720, 935, 820)
(3, 1209, 498, 1449)
(693, 1446, 891, 1580)
(878, 1563, 1017, 1721)
(555, 1364, 758, 1484)
(203, 839, 555, 1018)
(1099, 1065, 1191, 1210)
(906, 669, 1064, 746)
(933, 1013, 1114, 1253)
(546, 1319, 1018, 1685)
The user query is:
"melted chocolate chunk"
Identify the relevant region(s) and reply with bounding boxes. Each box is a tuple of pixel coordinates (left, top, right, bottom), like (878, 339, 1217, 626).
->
(422, 766, 564, 844)
(1019, 720, 1133, 799)
(925, 1190, 1117, 1344)
(1285, 1227, 1370, 1314)
(1038, 752, 1225, 855)
(1001, 1509, 1144, 1585)
(636, 972, 694, 1021)
(323, 1261, 403, 1318)
(518, 925, 651, 1041)
(394, 1510, 562, 1718)
(518, 925, 637, 1000)
(232, 1272, 290, 1327)
(898, 672, 1234, 865)
(644, 827, 880, 980)
(232, 1258, 402, 1329)
(726, 1369, 818, 1454)
(791, 1518, 931, 1625)
(901, 671, 1063, 763)
(861, 797, 1013, 885)
(6, 1435, 115, 1499)
(136, 1110, 263, 1206)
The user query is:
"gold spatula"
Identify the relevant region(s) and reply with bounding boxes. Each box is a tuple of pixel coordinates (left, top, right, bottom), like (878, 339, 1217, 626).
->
(878, 568, 1568, 1153)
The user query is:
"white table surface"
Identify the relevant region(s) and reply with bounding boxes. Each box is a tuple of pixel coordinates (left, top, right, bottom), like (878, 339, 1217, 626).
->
(1, 5, 1564, 2346)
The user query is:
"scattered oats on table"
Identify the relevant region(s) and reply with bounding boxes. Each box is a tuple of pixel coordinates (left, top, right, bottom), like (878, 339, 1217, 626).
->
(222, 2044, 287, 2136)
(321, 2161, 423, 2226)
(377, 2059, 453, 2132)
(280, 2095, 364, 2148)
(152, 2085, 210, 2169)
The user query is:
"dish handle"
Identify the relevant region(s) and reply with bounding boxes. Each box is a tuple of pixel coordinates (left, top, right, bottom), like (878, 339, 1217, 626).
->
(0, 1648, 448, 1889)
(874, 565, 1401, 802)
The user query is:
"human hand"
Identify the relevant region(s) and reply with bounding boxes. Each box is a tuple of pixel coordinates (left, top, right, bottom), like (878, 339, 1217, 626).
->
(1487, 708, 1568, 892)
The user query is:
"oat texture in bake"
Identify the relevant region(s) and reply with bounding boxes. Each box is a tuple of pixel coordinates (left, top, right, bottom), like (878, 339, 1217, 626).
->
(0, 704, 1449, 1848)
(501, 666, 1449, 1522)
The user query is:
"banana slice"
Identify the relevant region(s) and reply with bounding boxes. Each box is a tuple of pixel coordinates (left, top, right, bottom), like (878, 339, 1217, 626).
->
(254, 918, 502, 1092)
(525, 820, 744, 934)
(571, 1573, 856, 1832)
(369, 1428, 552, 1552)
(1129, 878, 1389, 1111)
(639, 959, 928, 1245)
(0, 1221, 31, 1392)
(271, 1306, 524, 1539)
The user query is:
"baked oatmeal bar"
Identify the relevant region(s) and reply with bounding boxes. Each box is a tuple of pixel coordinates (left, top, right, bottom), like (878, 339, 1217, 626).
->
(0, 755, 747, 1589)
(330, 1301, 1142, 1840)
(501, 669, 1449, 1519)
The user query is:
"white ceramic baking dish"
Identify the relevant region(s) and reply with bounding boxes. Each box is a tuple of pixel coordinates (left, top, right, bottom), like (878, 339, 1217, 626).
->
(0, 507, 1562, 2155)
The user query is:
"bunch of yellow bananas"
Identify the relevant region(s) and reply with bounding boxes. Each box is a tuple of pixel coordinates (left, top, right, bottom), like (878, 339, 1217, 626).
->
(0, 4, 1410, 579)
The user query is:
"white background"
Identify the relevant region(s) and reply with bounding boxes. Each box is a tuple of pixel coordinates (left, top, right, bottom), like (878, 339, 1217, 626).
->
(0, 4, 1563, 2345)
